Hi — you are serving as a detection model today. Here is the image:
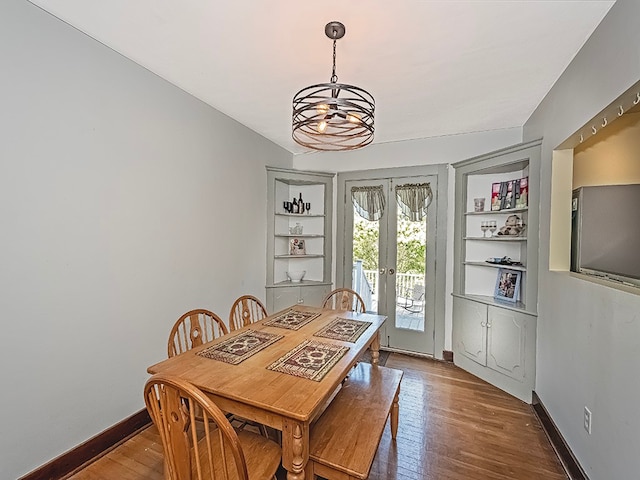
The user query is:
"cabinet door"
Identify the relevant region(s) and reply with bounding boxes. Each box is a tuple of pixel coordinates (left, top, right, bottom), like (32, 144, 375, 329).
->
(299, 285, 331, 308)
(453, 296, 487, 365)
(486, 306, 527, 381)
(270, 287, 301, 312)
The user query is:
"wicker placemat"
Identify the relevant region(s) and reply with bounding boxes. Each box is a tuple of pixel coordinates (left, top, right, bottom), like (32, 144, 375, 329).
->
(197, 330, 283, 365)
(262, 309, 321, 330)
(313, 317, 372, 343)
(266, 340, 349, 382)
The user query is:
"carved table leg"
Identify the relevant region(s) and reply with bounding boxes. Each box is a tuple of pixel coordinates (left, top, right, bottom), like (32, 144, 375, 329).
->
(282, 419, 309, 480)
(370, 331, 380, 366)
(391, 386, 400, 440)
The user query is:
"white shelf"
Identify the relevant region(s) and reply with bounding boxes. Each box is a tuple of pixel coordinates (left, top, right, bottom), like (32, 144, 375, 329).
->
(275, 234, 324, 238)
(464, 261, 526, 272)
(275, 254, 324, 259)
(464, 236, 527, 241)
(275, 212, 325, 218)
(465, 207, 528, 216)
(452, 293, 534, 316)
(268, 280, 332, 288)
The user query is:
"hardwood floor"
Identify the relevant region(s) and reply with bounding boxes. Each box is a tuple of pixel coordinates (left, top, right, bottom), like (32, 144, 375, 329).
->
(65, 354, 567, 480)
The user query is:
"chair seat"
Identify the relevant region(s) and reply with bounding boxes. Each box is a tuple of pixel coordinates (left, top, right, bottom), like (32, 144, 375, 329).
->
(193, 429, 281, 480)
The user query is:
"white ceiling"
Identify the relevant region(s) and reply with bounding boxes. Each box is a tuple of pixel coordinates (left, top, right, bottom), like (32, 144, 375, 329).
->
(29, 0, 615, 155)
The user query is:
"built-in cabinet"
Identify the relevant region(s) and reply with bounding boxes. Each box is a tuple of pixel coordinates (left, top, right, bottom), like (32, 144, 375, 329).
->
(266, 167, 334, 313)
(452, 140, 541, 403)
(454, 296, 536, 383)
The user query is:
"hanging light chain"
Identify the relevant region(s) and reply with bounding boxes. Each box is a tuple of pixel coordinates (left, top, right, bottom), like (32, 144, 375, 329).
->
(331, 37, 338, 83)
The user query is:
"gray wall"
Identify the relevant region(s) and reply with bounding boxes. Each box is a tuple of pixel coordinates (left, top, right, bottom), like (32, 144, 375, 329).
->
(0, 1, 291, 478)
(524, 0, 640, 477)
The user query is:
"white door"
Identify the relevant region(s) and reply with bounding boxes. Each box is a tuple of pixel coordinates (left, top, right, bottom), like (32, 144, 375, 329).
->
(344, 175, 438, 355)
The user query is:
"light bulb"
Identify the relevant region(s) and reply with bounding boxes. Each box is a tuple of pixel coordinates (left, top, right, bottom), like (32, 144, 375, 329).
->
(316, 103, 329, 115)
(317, 120, 328, 133)
(347, 112, 361, 124)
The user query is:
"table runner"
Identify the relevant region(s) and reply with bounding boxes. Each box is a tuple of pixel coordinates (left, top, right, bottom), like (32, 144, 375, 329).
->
(266, 340, 349, 382)
(262, 309, 321, 330)
(313, 317, 372, 343)
(197, 330, 283, 365)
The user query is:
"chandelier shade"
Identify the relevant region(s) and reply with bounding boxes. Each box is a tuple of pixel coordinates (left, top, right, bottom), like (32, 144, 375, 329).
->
(292, 22, 375, 152)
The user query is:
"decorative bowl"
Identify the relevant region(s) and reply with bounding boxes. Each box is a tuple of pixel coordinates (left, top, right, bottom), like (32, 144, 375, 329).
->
(286, 270, 306, 283)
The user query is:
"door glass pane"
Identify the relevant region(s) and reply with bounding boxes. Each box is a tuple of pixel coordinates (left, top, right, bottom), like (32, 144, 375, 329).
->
(394, 208, 426, 331)
(351, 210, 379, 314)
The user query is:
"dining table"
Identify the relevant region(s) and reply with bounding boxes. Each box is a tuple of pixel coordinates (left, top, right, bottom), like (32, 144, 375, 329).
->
(147, 305, 387, 480)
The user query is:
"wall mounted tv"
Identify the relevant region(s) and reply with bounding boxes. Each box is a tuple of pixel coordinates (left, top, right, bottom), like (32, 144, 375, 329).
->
(571, 184, 640, 287)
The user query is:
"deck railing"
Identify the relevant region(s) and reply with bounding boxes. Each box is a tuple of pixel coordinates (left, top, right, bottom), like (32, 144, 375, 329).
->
(362, 269, 423, 297)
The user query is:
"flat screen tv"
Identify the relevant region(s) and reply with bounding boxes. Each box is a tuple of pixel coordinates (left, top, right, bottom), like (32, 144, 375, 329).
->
(571, 184, 640, 287)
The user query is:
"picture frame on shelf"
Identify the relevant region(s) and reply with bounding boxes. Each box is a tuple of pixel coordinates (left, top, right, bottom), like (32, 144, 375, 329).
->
(491, 177, 528, 211)
(514, 176, 528, 209)
(491, 182, 503, 211)
(289, 238, 306, 256)
(494, 268, 522, 303)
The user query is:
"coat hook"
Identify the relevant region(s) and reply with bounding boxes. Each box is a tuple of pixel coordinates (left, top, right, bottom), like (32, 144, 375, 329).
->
(579, 133, 584, 143)
(602, 117, 608, 127)
(592, 125, 597, 135)
(618, 105, 624, 116)
(634, 93, 640, 105)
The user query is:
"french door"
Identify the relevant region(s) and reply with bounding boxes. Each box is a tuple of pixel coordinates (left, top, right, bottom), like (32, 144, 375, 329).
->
(343, 175, 438, 355)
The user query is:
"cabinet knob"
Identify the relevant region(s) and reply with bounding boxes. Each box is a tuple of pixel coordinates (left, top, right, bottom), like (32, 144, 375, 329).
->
(297, 299, 304, 304)
(481, 322, 487, 327)
(388, 268, 395, 275)
(486, 323, 492, 328)
(379, 268, 386, 275)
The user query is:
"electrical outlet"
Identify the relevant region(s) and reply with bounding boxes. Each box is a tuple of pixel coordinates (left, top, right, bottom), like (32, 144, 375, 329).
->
(584, 406, 592, 434)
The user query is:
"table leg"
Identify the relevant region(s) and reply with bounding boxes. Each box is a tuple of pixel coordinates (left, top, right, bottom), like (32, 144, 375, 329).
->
(391, 386, 400, 439)
(282, 418, 309, 480)
(370, 330, 380, 365)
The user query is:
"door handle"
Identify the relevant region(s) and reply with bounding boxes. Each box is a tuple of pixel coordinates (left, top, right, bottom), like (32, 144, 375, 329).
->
(379, 268, 386, 275)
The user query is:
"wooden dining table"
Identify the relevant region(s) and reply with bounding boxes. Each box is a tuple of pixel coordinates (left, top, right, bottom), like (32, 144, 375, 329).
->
(147, 305, 387, 480)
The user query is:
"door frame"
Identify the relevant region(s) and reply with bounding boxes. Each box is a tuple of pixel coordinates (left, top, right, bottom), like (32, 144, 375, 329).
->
(336, 164, 449, 360)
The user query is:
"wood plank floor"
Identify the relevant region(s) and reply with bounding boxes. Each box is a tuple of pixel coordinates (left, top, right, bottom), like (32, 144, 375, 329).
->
(65, 354, 567, 480)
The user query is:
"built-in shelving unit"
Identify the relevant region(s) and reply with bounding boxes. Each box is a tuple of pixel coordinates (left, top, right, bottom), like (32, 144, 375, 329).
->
(266, 167, 334, 312)
(451, 139, 541, 403)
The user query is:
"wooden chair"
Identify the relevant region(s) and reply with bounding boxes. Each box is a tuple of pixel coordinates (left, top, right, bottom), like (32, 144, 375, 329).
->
(144, 373, 281, 480)
(167, 309, 228, 358)
(229, 295, 268, 331)
(322, 288, 366, 313)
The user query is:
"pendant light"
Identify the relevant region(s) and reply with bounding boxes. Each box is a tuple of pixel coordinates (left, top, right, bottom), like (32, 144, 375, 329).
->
(292, 21, 375, 151)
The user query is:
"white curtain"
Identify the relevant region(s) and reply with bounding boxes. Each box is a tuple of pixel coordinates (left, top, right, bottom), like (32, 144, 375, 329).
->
(351, 185, 385, 221)
(395, 183, 433, 221)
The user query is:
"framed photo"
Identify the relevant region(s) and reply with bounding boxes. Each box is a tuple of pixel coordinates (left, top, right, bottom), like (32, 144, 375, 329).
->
(491, 182, 502, 211)
(491, 177, 528, 211)
(289, 238, 306, 256)
(494, 268, 522, 303)
(514, 176, 529, 209)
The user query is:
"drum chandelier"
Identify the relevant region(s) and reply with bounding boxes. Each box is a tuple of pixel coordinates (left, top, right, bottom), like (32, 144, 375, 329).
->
(292, 21, 375, 151)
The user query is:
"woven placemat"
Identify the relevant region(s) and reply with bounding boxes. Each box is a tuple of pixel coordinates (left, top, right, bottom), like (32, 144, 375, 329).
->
(197, 330, 283, 365)
(266, 340, 349, 382)
(313, 317, 372, 343)
(262, 309, 321, 330)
